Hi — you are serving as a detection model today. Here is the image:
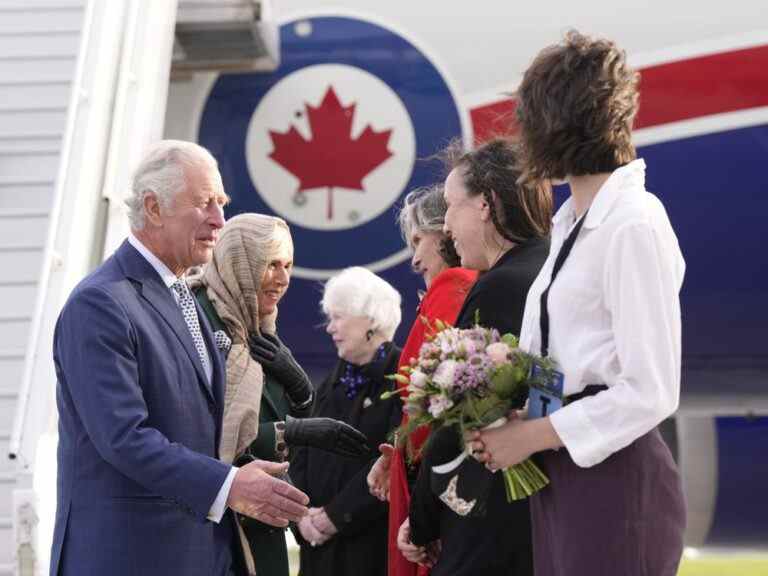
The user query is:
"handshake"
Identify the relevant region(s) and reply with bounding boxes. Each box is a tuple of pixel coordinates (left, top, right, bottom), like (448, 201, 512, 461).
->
(227, 459, 309, 527)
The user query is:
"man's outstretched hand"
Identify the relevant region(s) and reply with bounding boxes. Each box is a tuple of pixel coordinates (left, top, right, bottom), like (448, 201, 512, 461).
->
(227, 460, 309, 527)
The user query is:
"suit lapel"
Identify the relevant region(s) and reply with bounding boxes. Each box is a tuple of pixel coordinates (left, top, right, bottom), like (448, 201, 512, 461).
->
(197, 300, 226, 440)
(193, 288, 227, 410)
(116, 241, 215, 404)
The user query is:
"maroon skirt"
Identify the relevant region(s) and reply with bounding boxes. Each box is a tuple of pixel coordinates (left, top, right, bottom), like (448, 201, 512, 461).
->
(530, 428, 686, 576)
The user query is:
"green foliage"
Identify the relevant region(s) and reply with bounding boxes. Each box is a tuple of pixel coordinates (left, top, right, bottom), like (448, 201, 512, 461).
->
(460, 393, 507, 428)
(490, 362, 530, 399)
(501, 333, 519, 347)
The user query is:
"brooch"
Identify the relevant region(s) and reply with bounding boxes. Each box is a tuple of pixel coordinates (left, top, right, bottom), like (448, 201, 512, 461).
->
(438, 475, 477, 516)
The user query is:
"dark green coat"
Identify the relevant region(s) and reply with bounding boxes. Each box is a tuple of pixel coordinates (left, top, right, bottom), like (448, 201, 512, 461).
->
(195, 288, 308, 576)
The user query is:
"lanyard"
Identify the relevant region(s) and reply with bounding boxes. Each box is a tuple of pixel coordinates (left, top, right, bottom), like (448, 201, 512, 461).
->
(539, 210, 589, 357)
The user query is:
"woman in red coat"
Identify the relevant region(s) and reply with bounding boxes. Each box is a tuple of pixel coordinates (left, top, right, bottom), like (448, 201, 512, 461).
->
(367, 184, 476, 576)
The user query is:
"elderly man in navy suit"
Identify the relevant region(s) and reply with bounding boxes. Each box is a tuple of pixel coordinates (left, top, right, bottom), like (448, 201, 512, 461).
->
(50, 140, 309, 576)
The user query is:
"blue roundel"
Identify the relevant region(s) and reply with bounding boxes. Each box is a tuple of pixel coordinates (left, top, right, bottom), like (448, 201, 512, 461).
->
(198, 15, 463, 275)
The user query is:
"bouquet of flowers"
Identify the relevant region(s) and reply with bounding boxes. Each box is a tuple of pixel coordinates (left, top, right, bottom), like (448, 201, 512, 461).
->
(386, 318, 553, 501)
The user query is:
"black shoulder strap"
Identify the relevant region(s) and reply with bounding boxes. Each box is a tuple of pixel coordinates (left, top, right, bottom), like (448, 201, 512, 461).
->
(539, 210, 588, 357)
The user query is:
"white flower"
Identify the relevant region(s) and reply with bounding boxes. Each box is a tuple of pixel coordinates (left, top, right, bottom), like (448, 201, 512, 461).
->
(486, 342, 511, 366)
(409, 370, 428, 389)
(432, 359, 458, 390)
(428, 395, 454, 418)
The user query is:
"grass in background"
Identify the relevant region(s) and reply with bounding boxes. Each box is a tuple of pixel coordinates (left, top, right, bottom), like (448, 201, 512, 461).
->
(679, 556, 768, 576)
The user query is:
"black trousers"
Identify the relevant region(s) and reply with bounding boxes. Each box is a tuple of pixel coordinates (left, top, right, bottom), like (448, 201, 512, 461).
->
(531, 428, 686, 576)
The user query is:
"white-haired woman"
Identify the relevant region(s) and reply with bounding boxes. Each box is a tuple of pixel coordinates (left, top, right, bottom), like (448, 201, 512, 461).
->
(291, 267, 404, 576)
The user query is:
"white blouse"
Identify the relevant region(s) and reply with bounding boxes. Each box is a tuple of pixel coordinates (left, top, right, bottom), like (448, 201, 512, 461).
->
(519, 159, 686, 468)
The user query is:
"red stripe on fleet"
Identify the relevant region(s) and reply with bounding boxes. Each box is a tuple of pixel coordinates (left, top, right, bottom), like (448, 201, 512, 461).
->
(469, 44, 768, 142)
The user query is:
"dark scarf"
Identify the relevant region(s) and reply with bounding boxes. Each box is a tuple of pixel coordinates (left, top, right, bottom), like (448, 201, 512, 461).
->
(339, 343, 389, 399)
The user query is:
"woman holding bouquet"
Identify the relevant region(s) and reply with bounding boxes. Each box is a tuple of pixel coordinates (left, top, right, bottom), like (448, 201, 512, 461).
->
(403, 138, 552, 576)
(469, 31, 687, 576)
(366, 184, 477, 576)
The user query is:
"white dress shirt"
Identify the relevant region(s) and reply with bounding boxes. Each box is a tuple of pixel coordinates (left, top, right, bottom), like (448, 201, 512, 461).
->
(519, 160, 686, 468)
(127, 233, 237, 522)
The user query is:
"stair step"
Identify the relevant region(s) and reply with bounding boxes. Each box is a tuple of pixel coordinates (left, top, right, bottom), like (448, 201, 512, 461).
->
(0, 349, 24, 360)
(0, 518, 12, 567)
(0, 475, 13, 518)
(0, 209, 48, 219)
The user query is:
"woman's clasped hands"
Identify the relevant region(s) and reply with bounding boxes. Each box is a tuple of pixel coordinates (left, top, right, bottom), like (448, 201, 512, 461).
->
(297, 507, 338, 547)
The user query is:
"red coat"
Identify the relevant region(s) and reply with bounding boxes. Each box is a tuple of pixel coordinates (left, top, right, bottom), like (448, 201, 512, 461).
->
(388, 267, 477, 576)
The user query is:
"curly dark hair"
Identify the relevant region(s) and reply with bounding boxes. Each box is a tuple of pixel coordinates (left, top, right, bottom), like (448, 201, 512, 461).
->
(515, 30, 639, 182)
(441, 138, 552, 243)
(439, 236, 461, 267)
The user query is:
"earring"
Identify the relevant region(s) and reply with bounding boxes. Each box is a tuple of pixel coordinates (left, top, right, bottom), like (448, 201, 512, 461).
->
(366, 329, 374, 341)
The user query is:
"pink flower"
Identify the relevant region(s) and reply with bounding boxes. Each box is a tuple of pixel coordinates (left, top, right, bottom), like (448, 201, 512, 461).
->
(461, 338, 477, 356)
(432, 359, 458, 390)
(486, 342, 511, 366)
(428, 395, 454, 418)
(419, 358, 438, 373)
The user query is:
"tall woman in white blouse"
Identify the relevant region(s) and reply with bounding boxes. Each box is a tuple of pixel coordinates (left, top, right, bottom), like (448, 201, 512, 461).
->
(468, 31, 687, 575)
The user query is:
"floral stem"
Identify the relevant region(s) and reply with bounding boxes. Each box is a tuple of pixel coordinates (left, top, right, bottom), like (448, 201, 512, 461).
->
(501, 458, 549, 501)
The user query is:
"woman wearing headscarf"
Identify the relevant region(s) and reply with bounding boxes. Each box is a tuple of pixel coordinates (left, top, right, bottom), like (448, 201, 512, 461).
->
(291, 266, 403, 576)
(365, 184, 477, 576)
(191, 213, 368, 576)
(467, 31, 686, 576)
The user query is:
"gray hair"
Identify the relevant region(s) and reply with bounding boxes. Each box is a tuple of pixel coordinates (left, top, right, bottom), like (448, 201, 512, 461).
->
(125, 139, 220, 230)
(321, 267, 402, 340)
(397, 184, 448, 248)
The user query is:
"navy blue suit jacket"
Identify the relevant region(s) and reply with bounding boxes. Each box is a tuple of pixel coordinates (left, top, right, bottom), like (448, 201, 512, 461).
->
(50, 241, 237, 576)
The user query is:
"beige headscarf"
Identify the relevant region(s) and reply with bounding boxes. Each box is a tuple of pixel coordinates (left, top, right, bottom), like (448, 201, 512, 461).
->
(189, 213, 294, 465)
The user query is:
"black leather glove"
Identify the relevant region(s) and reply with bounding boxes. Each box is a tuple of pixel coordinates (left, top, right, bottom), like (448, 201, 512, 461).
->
(249, 332, 313, 407)
(284, 415, 370, 458)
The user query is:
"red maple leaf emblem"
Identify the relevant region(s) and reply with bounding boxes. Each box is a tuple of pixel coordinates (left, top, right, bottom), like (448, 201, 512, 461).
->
(268, 86, 393, 220)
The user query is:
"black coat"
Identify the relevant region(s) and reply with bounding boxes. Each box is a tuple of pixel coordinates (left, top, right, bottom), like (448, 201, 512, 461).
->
(292, 343, 403, 576)
(409, 237, 549, 576)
